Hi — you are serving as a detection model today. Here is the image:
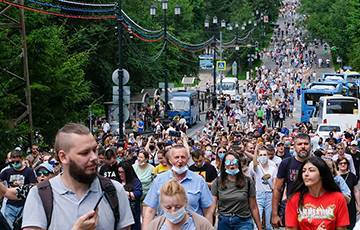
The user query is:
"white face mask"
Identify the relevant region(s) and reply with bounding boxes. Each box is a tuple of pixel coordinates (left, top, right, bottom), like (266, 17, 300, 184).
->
(163, 207, 186, 224)
(258, 156, 268, 165)
(172, 165, 188, 174)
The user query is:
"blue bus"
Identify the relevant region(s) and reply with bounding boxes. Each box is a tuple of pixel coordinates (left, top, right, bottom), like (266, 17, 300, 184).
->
(168, 90, 200, 126)
(321, 73, 345, 83)
(301, 82, 343, 122)
(343, 72, 360, 98)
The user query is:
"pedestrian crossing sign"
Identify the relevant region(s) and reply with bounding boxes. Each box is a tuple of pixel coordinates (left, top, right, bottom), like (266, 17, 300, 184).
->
(216, 61, 226, 71)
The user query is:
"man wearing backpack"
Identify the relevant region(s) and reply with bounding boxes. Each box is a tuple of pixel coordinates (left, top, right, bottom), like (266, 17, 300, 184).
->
(22, 123, 134, 230)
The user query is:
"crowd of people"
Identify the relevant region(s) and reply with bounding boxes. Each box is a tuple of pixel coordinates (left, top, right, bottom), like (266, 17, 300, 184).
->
(0, 0, 359, 229)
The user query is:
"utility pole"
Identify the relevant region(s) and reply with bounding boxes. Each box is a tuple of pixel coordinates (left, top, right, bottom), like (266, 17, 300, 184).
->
(163, 2, 168, 116)
(212, 37, 217, 110)
(20, 0, 34, 145)
(116, 0, 124, 147)
(219, 30, 223, 94)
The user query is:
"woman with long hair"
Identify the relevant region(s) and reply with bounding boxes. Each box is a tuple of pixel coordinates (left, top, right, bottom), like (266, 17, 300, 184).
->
(118, 161, 143, 230)
(336, 157, 360, 229)
(285, 156, 349, 229)
(132, 149, 154, 200)
(211, 152, 261, 230)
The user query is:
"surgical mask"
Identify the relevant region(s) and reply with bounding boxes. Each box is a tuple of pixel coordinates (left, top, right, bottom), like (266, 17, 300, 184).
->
(205, 150, 213, 158)
(218, 152, 225, 160)
(11, 162, 22, 170)
(258, 156, 268, 165)
(163, 207, 186, 224)
(172, 165, 188, 174)
(225, 168, 239, 176)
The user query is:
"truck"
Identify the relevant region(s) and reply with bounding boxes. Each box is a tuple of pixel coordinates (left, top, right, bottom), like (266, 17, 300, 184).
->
(216, 77, 239, 102)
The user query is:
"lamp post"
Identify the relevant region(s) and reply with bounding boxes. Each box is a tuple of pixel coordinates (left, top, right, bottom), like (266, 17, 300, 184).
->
(150, 1, 180, 117)
(116, 0, 125, 147)
(204, 15, 226, 109)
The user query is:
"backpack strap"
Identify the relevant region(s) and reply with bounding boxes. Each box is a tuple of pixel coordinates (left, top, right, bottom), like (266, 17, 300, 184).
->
(37, 180, 53, 229)
(98, 176, 119, 230)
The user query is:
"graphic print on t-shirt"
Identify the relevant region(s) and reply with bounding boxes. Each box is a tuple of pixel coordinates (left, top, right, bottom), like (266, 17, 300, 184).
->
(9, 174, 25, 187)
(298, 204, 335, 223)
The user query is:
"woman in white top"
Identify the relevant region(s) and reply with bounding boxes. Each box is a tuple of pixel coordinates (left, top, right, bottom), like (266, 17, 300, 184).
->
(249, 145, 278, 230)
(133, 149, 154, 200)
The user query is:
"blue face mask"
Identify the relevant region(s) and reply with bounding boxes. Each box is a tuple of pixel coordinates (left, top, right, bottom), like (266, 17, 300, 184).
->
(225, 168, 239, 176)
(163, 207, 186, 224)
(11, 162, 22, 170)
(218, 152, 225, 160)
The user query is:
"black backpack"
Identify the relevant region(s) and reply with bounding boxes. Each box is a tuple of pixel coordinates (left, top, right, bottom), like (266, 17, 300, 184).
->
(37, 176, 120, 230)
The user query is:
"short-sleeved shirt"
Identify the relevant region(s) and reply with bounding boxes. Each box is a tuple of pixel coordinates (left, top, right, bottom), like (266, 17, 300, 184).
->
(99, 163, 120, 181)
(249, 162, 277, 192)
(21, 175, 134, 230)
(189, 163, 218, 183)
(0, 166, 37, 206)
(285, 191, 349, 229)
(143, 170, 213, 215)
(276, 156, 302, 197)
(211, 177, 256, 218)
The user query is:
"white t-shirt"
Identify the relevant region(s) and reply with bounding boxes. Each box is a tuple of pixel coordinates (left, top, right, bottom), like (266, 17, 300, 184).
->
(249, 161, 278, 192)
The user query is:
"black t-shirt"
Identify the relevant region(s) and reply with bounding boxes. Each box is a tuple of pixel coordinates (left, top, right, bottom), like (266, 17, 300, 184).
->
(189, 163, 218, 183)
(276, 156, 303, 197)
(341, 172, 358, 227)
(350, 151, 360, 180)
(0, 166, 37, 206)
(99, 163, 120, 181)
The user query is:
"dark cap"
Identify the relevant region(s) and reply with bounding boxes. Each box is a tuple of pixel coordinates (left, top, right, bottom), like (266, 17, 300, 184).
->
(276, 142, 285, 146)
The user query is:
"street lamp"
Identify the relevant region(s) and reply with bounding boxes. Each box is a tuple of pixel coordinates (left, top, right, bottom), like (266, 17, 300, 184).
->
(150, 0, 180, 117)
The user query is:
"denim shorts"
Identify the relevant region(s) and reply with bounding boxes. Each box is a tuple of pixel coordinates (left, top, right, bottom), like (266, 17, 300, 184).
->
(218, 214, 253, 230)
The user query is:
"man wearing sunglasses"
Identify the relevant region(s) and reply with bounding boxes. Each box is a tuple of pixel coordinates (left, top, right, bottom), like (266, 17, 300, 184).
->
(0, 150, 37, 228)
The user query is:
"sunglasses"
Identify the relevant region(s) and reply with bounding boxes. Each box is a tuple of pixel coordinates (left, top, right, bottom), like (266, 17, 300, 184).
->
(218, 151, 226, 154)
(225, 159, 239, 166)
(36, 170, 50, 177)
(338, 162, 348, 165)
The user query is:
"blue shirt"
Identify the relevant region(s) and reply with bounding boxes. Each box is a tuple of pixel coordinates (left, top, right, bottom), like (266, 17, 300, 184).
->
(144, 170, 213, 215)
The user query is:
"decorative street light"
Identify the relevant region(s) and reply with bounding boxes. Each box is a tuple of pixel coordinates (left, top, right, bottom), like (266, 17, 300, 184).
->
(150, 0, 181, 116)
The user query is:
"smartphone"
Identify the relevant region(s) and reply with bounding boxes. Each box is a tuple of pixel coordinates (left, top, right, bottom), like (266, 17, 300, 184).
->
(93, 192, 104, 211)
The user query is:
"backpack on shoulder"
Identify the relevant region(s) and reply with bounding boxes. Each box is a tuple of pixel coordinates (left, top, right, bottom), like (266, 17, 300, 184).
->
(37, 176, 120, 230)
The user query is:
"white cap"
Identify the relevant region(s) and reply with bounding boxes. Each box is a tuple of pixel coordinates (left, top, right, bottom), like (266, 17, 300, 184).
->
(351, 140, 358, 146)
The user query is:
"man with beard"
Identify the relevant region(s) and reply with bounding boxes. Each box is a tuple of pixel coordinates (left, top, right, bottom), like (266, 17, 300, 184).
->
(271, 133, 311, 228)
(22, 123, 134, 230)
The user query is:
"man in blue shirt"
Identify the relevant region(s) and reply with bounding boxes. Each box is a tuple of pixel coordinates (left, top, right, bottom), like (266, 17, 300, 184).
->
(142, 144, 215, 227)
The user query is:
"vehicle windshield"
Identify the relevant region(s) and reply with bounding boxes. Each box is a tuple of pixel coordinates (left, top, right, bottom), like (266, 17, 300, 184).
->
(218, 82, 236, 91)
(326, 98, 358, 114)
(304, 93, 332, 106)
(324, 76, 344, 82)
(346, 74, 360, 83)
(319, 126, 341, 132)
(169, 97, 189, 111)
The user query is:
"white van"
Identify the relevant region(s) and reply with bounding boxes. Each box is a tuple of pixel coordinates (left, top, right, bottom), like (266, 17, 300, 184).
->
(317, 95, 360, 131)
(216, 77, 239, 101)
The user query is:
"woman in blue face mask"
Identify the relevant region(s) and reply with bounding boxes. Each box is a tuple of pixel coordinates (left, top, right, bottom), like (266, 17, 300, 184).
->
(147, 180, 214, 230)
(211, 152, 262, 230)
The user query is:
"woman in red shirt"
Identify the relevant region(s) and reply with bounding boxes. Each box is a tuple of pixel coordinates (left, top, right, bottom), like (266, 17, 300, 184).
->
(285, 156, 349, 230)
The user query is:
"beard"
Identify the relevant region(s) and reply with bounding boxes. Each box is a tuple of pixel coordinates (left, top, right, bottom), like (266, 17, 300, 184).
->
(69, 158, 97, 184)
(297, 150, 309, 159)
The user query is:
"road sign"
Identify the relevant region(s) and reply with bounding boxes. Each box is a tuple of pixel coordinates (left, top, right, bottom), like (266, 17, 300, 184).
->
(113, 86, 130, 96)
(112, 69, 130, 85)
(112, 95, 130, 104)
(232, 61, 237, 76)
(109, 105, 129, 123)
(159, 82, 175, 89)
(216, 61, 226, 71)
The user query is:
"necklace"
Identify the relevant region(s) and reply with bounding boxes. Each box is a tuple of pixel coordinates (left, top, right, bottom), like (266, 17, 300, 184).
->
(343, 172, 349, 182)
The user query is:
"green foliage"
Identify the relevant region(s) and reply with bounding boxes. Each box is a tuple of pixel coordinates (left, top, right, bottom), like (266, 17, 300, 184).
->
(0, 0, 280, 153)
(301, 0, 360, 69)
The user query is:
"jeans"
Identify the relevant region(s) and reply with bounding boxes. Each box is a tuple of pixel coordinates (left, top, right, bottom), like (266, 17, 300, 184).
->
(3, 203, 23, 229)
(256, 191, 273, 230)
(218, 214, 253, 230)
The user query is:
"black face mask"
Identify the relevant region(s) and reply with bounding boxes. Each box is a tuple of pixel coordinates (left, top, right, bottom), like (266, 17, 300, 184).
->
(149, 145, 155, 151)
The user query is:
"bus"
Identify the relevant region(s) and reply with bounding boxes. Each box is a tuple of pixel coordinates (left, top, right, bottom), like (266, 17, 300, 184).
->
(321, 73, 345, 83)
(301, 82, 343, 122)
(343, 72, 360, 98)
(168, 90, 199, 126)
(316, 95, 360, 131)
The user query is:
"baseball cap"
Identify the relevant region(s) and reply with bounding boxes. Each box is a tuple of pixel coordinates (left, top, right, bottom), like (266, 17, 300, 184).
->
(35, 162, 54, 173)
(351, 140, 358, 146)
(276, 141, 285, 146)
